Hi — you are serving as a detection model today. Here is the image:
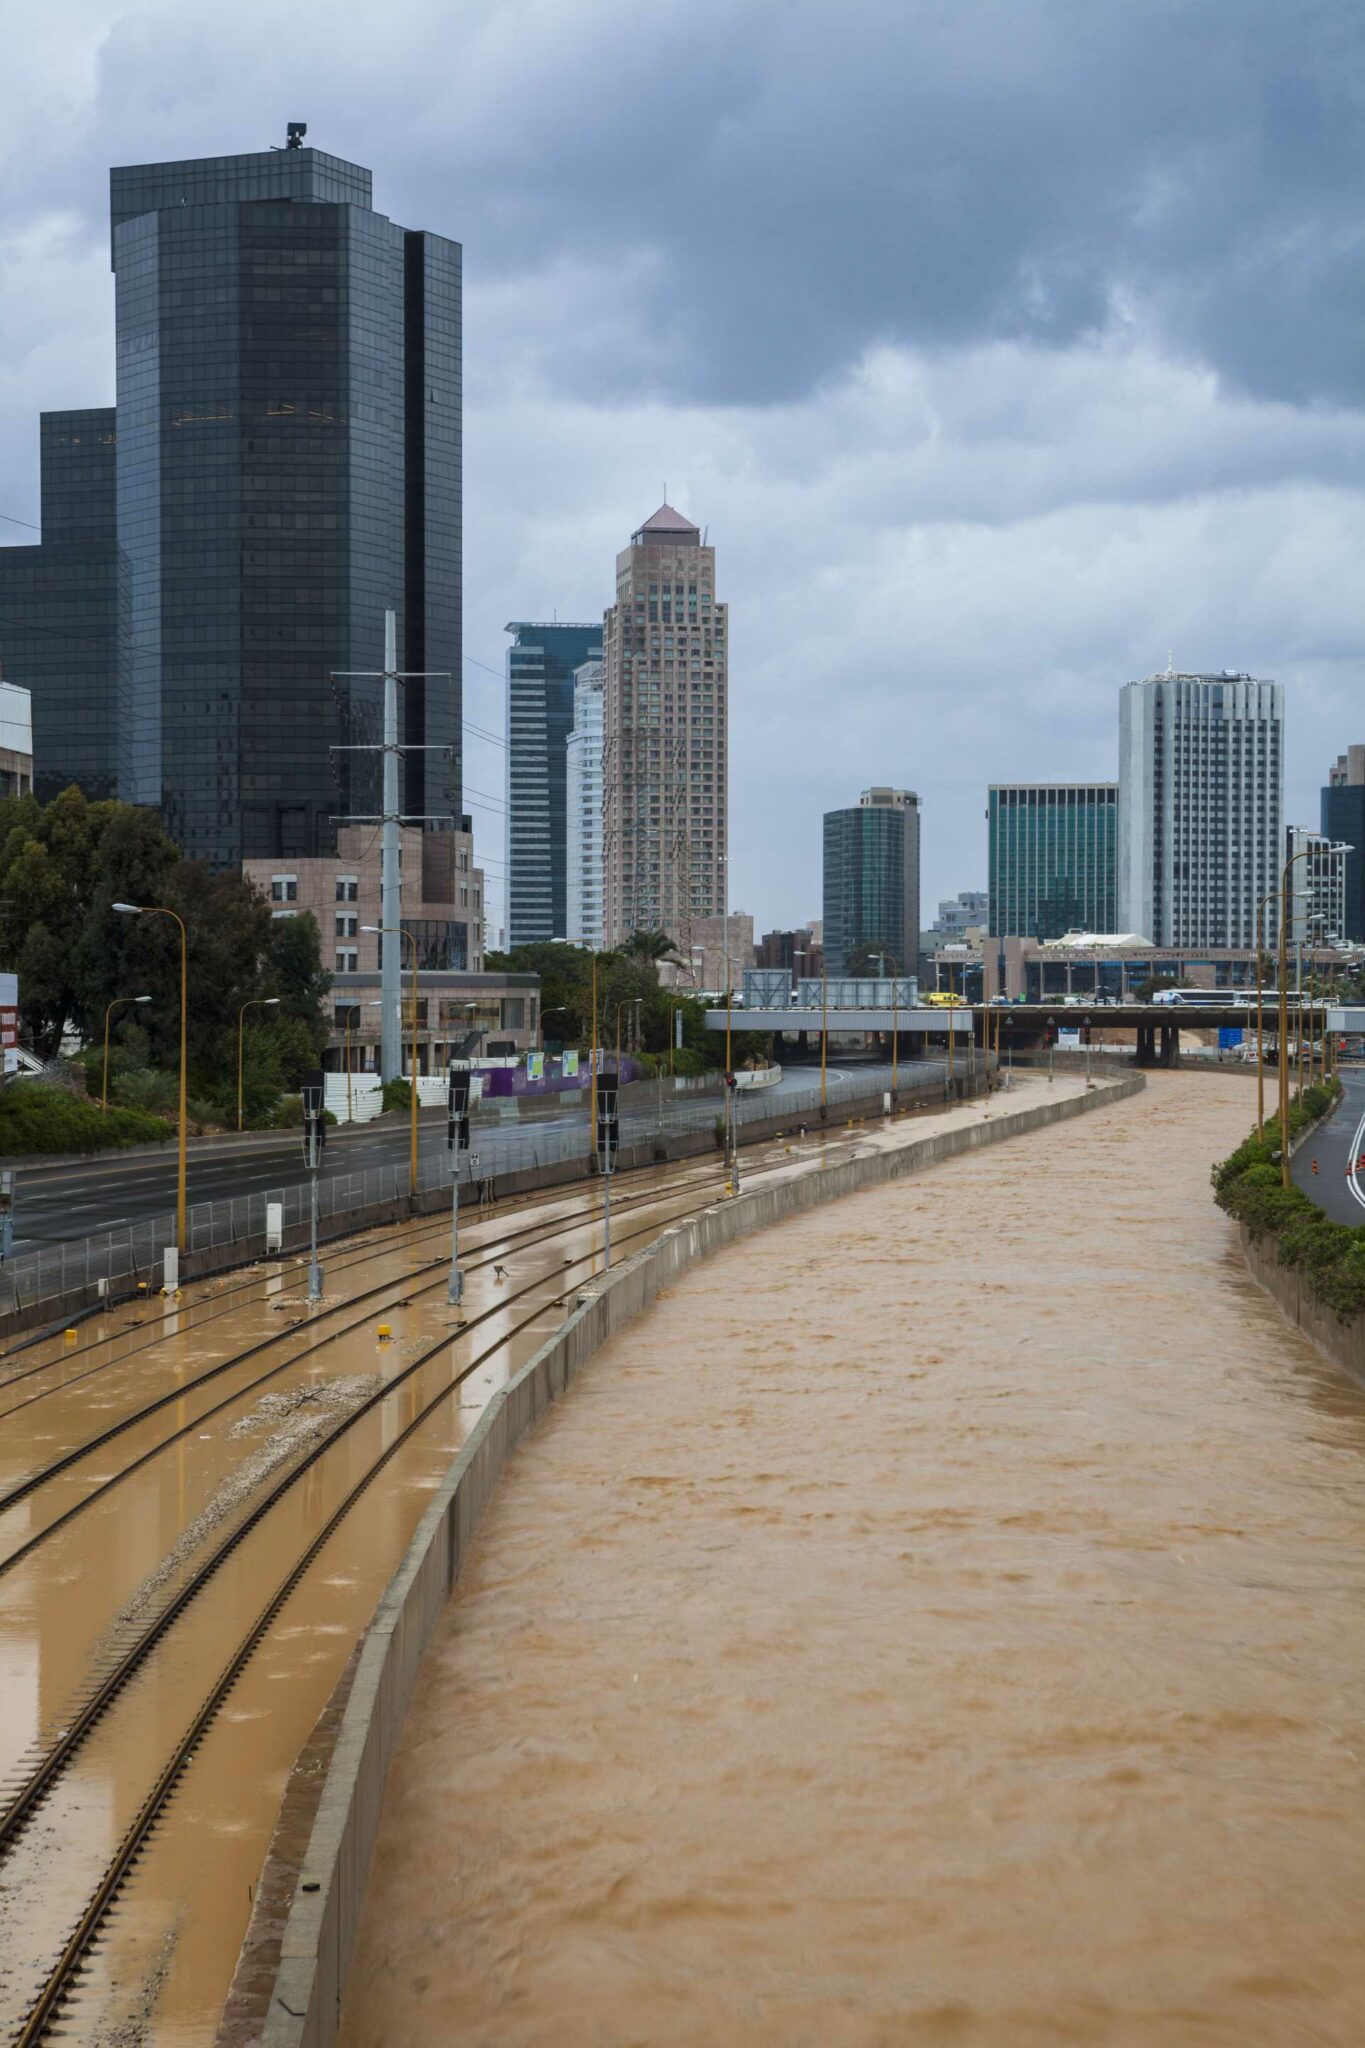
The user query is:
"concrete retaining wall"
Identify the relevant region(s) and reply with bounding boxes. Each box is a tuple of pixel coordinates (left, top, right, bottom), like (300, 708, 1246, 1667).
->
(261, 1071, 1143, 2048)
(1238, 1225, 1365, 1387)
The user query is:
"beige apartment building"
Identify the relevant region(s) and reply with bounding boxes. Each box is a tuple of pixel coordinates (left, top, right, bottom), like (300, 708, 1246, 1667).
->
(661, 911, 755, 996)
(243, 823, 485, 976)
(601, 503, 727, 951)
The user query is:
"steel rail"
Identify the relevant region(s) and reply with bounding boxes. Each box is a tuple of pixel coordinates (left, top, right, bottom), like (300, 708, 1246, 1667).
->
(0, 1164, 716, 1528)
(9, 1188, 730, 2044)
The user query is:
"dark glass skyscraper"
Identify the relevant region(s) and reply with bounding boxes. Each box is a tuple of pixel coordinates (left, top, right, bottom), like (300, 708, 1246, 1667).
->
(505, 622, 603, 945)
(1, 139, 461, 867)
(0, 410, 131, 803)
(1322, 747, 1365, 942)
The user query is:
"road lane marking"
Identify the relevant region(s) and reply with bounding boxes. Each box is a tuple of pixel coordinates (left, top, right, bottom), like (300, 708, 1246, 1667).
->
(1346, 1093, 1365, 1213)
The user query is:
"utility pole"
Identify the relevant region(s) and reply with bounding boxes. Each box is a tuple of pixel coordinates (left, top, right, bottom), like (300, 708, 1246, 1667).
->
(380, 610, 402, 1082)
(331, 608, 453, 1084)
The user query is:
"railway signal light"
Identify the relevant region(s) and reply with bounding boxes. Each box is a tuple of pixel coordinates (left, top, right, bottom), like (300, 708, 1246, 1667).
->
(597, 1075, 621, 1271)
(301, 1070, 327, 1170)
(447, 1059, 473, 1307)
(301, 1069, 326, 1303)
(596, 1077, 620, 1168)
(447, 1060, 472, 1154)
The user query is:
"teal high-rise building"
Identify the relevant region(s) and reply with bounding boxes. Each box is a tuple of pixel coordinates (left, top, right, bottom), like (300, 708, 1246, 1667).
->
(988, 783, 1117, 939)
(822, 786, 921, 976)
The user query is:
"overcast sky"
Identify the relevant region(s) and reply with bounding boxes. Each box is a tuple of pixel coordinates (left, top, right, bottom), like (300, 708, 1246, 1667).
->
(2, 0, 1363, 936)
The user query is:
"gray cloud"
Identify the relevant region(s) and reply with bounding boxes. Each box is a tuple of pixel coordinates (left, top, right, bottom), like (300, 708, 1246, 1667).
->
(1, 0, 1362, 928)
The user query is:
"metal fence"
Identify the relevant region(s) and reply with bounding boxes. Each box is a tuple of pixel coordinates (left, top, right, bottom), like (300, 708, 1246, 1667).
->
(0, 1061, 966, 1323)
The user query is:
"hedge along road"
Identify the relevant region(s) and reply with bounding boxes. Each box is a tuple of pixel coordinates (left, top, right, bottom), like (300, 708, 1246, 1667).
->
(1292, 1066, 1365, 1225)
(339, 1067, 1365, 2048)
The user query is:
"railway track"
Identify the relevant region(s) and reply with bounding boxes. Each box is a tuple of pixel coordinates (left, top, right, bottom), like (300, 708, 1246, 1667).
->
(0, 1160, 626, 1399)
(0, 1161, 722, 1555)
(2, 1172, 733, 2043)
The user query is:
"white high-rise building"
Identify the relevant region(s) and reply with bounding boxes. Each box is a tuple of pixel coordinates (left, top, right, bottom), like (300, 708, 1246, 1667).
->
(1118, 670, 1283, 948)
(1286, 825, 1350, 947)
(565, 659, 604, 948)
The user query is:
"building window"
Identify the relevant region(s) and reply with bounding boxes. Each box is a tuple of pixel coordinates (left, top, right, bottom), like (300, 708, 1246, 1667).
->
(335, 946, 358, 972)
(335, 913, 357, 938)
(270, 874, 298, 903)
(335, 875, 358, 903)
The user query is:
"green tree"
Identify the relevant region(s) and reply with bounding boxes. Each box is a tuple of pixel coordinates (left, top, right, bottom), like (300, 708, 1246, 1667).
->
(264, 910, 331, 1059)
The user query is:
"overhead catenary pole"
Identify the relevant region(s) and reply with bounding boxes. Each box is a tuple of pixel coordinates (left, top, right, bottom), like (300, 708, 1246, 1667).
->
(380, 608, 402, 1083)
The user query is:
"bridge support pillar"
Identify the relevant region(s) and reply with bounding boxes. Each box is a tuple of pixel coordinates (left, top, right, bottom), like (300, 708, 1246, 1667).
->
(1134, 1024, 1155, 1067)
(1160, 1024, 1179, 1067)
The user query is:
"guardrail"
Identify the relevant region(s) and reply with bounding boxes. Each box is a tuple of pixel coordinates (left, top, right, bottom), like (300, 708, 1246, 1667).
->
(0, 1061, 972, 1327)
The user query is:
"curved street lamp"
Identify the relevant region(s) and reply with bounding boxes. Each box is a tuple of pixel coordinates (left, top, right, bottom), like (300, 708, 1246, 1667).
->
(237, 997, 281, 1131)
(113, 902, 189, 1254)
(101, 994, 152, 1114)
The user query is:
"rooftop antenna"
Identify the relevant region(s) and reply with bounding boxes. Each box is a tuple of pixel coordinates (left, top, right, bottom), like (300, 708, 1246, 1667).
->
(1166, 649, 1174, 675)
(287, 121, 308, 149)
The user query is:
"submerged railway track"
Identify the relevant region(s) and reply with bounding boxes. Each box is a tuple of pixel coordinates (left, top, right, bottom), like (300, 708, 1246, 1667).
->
(0, 1140, 815, 2043)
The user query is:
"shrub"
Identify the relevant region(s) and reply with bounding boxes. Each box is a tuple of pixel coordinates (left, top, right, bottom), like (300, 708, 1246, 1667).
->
(270, 1094, 335, 1129)
(381, 1077, 412, 1113)
(1211, 1077, 1365, 1320)
(0, 1080, 172, 1154)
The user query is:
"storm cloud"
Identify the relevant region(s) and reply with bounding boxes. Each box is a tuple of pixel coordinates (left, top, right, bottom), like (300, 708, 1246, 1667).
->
(2, 0, 1362, 928)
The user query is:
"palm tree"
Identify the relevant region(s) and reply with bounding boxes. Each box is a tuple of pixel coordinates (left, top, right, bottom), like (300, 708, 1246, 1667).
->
(623, 927, 683, 970)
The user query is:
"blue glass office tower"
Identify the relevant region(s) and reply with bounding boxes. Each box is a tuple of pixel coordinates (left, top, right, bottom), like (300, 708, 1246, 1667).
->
(988, 783, 1117, 938)
(0, 410, 132, 803)
(1, 139, 460, 867)
(505, 622, 604, 946)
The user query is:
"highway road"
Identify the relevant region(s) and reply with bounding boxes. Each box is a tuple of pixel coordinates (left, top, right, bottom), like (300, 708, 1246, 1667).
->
(3, 1059, 937, 1254)
(1291, 1067, 1365, 1224)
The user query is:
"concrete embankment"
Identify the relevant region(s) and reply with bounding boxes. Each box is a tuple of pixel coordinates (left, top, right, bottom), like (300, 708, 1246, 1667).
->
(1239, 1227, 1365, 1388)
(259, 1072, 1142, 2048)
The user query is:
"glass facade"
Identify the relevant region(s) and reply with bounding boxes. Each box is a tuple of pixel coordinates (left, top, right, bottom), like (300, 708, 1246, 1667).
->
(4, 146, 460, 869)
(0, 410, 132, 804)
(506, 622, 603, 945)
(822, 796, 920, 977)
(988, 784, 1117, 939)
(1322, 784, 1365, 942)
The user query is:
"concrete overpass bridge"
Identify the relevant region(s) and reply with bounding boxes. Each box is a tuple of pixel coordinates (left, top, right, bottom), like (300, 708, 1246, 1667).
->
(706, 1001, 1365, 1071)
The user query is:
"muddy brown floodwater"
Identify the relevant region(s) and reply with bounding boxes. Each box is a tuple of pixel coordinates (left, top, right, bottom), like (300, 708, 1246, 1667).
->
(341, 1073, 1365, 2048)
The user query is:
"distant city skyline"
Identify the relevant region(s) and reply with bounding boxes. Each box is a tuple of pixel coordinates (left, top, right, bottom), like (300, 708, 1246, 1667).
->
(1, 7, 1360, 934)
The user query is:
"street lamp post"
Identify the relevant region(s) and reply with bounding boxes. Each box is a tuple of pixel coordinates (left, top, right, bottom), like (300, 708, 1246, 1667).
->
(237, 996, 280, 1131)
(872, 952, 900, 1102)
(113, 903, 188, 1263)
(101, 994, 152, 1112)
(1254, 885, 1278, 1141)
(362, 925, 420, 1194)
(820, 964, 829, 1114)
(589, 949, 599, 1170)
(1278, 849, 1313, 1189)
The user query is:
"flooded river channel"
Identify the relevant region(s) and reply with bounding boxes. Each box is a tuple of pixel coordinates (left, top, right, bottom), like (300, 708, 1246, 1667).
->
(342, 1072, 1365, 2048)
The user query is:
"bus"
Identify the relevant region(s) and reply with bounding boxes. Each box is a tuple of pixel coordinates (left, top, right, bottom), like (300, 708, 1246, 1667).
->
(1149, 988, 1300, 1008)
